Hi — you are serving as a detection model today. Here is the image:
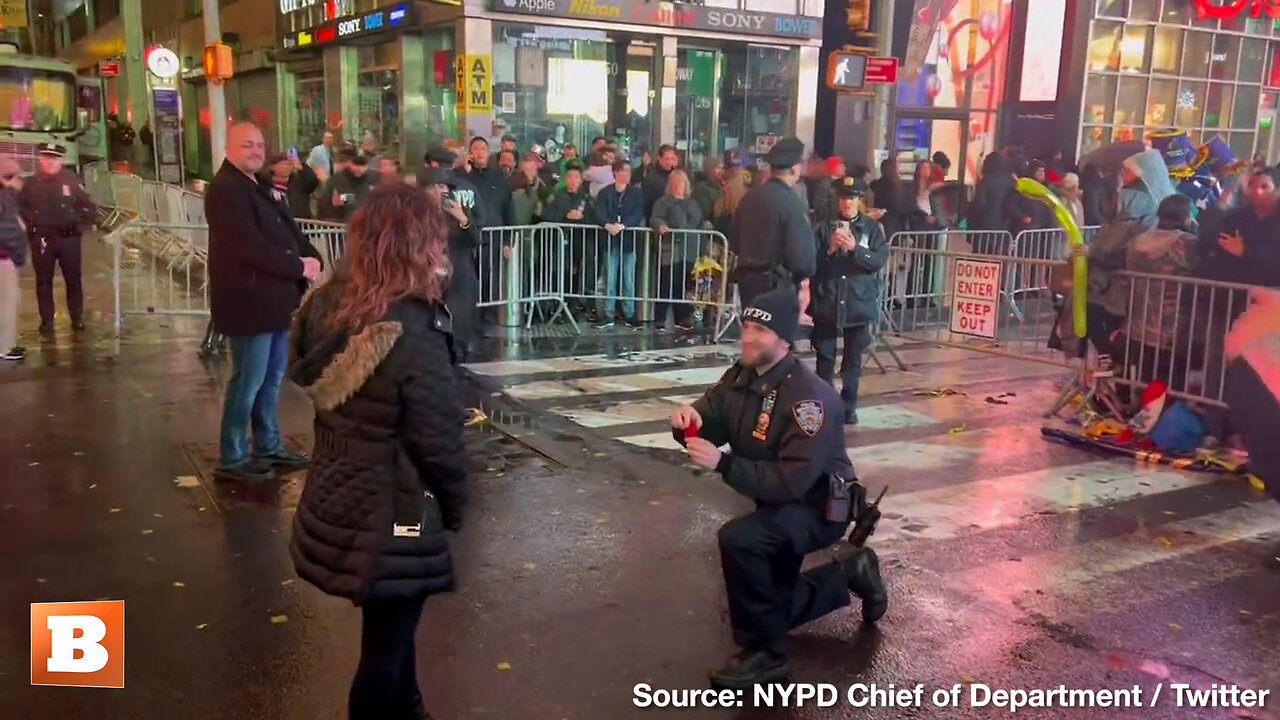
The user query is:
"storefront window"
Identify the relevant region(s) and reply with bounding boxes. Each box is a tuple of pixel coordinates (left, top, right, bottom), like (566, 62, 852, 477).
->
(1210, 35, 1240, 82)
(720, 45, 799, 158)
(1176, 80, 1206, 127)
(1119, 25, 1149, 73)
(491, 23, 614, 159)
(1095, 0, 1123, 19)
(1205, 83, 1235, 128)
(1115, 75, 1146, 126)
(1146, 78, 1176, 125)
(1233, 83, 1261, 129)
(1241, 38, 1267, 84)
(294, 70, 325, 148)
(1088, 22, 1121, 72)
(1084, 74, 1116, 124)
(355, 40, 401, 159)
(1151, 26, 1181, 75)
(1181, 31, 1213, 79)
(1129, 0, 1158, 22)
(421, 31, 456, 147)
(675, 48, 719, 170)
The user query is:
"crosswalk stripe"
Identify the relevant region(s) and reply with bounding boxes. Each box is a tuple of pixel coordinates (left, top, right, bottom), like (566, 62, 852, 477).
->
(953, 502, 1280, 606)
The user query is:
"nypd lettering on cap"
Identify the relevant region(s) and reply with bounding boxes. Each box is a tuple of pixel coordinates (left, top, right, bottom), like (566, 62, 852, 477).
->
(742, 307, 774, 323)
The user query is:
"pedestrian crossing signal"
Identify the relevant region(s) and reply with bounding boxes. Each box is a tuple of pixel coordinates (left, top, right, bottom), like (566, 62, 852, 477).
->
(203, 43, 233, 81)
(827, 51, 867, 91)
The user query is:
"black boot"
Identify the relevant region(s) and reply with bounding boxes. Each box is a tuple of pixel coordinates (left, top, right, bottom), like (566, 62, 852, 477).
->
(843, 547, 887, 623)
(709, 649, 791, 689)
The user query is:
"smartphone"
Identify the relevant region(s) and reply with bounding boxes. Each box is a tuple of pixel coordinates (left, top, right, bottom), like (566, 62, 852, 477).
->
(287, 147, 298, 160)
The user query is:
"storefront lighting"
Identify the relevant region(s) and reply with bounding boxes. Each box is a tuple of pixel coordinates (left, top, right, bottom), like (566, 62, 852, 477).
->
(389, 5, 407, 23)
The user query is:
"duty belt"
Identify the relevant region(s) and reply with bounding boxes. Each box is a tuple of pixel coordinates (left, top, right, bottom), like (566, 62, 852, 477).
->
(30, 224, 79, 239)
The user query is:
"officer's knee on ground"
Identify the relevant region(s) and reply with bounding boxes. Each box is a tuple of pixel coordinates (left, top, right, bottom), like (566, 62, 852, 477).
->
(717, 514, 764, 554)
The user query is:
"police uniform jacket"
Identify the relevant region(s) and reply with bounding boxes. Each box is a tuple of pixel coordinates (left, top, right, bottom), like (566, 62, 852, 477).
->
(18, 168, 96, 233)
(674, 354, 854, 512)
(811, 213, 888, 329)
(729, 178, 817, 289)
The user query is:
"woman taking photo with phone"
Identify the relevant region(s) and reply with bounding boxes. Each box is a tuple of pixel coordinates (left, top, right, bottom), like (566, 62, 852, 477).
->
(288, 182, 469, 720)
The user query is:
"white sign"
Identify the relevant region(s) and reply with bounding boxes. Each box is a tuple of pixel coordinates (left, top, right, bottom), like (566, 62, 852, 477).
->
(279, 0, 316, 12)
(949, 258, 1001, 339)
(146, 48, 180, 79)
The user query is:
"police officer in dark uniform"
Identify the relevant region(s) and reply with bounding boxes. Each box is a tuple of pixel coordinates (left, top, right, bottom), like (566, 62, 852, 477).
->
(19, 143, 97, 334)
(672, 288, 887, 689)
(810, 177, 889, 425)
(728, 137, 817, 307)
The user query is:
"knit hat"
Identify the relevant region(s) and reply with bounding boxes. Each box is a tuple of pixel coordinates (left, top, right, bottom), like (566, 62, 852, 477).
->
(742, 288, 800, 343)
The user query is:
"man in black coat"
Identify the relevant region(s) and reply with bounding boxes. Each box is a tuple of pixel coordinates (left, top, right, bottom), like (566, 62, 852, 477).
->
(207, 122, 323, 482)
(461, 135, 513, 225)
(729, 137, 818, 306)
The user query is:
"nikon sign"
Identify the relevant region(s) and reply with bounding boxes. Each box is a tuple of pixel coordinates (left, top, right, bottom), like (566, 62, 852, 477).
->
(492, 0, 821, 39)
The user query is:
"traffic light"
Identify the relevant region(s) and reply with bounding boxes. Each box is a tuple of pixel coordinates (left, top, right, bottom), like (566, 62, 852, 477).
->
(203, 42, 234, 81)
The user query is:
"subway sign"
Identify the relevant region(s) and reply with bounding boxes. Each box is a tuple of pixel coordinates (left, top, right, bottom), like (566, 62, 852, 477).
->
(282, 3, 412, 49)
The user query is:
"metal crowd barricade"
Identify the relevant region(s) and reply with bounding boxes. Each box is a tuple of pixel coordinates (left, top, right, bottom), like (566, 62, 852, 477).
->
(296, 218, 347, 282)
(885, 229, 1016, 325)
(108, 221, 211, 337)
(879, 244, 1066, 366)
(1004, 225, 1102, 321)
(477, 224, 575, 330)
(1097, 270, 1257, 409)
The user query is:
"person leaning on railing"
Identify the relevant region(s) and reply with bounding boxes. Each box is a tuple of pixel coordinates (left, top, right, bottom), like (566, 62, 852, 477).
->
(592, 159, 645, 328)
(650, 169, 704, 333)
(542, 162, 599, 320)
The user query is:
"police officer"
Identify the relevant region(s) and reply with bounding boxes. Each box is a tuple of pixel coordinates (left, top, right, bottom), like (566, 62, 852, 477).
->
(729, 137, 817, 307)
(19, 143, 97, 334)
(811, 177, 889, 425)
(671, 288, 887, 689)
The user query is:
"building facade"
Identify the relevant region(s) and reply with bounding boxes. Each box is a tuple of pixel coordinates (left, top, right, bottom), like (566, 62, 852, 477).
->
(273, 0, 823, 169)
(52, 0, 287, 178)
(996, 0, 1280, 167)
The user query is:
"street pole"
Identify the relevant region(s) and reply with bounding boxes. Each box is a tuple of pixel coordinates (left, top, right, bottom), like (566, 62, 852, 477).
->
(202, 0, 227, 170)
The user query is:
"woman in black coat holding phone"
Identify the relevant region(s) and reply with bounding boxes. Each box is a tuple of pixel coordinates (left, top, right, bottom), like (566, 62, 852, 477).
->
(424, 166, 483, 362)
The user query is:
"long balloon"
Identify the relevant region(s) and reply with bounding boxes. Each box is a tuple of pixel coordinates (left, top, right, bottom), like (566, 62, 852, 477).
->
(1015, 177, 1086, 339)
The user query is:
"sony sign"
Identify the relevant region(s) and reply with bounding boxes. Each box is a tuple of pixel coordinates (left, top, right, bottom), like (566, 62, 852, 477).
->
(705, 10, 766, 30)
(280, 0, 316, 13)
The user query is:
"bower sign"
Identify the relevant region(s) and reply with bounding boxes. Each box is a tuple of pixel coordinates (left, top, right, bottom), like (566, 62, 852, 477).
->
(949, 258, 1001, 339)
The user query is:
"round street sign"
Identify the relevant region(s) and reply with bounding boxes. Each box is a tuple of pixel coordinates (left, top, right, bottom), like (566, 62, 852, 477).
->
(147, 48, 180, 79)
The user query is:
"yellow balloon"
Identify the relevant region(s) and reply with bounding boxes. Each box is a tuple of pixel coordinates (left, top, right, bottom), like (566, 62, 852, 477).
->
(1015, 177, 1087, 339)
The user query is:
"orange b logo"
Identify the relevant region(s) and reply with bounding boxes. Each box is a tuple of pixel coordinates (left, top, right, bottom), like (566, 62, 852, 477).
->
(30, 601, 125, 688)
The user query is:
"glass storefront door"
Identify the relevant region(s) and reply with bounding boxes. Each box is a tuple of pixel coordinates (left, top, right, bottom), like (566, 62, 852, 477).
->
(355, 40, 402, 159)
(607, 40, 656, 160)
(676, 48, 721, 171)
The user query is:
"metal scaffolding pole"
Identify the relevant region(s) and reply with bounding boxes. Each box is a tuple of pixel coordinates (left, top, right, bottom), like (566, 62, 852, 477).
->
(202, 0, 227, 168)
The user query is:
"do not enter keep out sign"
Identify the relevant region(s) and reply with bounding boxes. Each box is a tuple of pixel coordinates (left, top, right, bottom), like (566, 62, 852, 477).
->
(950, 259, 1001, 340)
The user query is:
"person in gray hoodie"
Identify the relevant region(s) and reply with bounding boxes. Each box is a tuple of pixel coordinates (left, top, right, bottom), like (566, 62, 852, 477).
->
(1116, 149, 1177, 227)
(0, 158, 24, 360)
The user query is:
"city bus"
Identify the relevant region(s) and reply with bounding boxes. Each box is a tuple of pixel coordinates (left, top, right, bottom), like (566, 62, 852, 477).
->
(0, 42, 98, 171)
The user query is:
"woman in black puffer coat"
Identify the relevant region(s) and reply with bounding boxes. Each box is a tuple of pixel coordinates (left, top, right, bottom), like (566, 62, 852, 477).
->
(288, 183, 468, 720)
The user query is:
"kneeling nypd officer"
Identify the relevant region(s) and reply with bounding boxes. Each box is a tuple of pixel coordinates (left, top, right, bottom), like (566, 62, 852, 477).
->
(671, 288, 887, 689)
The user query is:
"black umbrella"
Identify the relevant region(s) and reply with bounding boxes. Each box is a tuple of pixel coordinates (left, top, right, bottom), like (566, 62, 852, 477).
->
(1078, 141, 1147, 173)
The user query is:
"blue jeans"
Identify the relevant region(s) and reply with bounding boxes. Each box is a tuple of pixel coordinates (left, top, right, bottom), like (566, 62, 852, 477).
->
(599, 245, 637, 319)
(219, 331, 289, 467)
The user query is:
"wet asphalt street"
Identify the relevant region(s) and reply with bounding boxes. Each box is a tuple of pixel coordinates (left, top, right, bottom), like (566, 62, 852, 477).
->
(3, 239, 1280, 720)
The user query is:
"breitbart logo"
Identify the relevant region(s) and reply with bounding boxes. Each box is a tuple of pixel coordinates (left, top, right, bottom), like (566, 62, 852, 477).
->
(31, 601, 125, 688)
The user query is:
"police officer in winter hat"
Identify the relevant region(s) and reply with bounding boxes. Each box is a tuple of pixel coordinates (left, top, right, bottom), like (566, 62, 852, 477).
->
(672, 287, 887, 689)
(810, 177, 889, 425)
(19, 142, 98, 335)
(728, 138, 817, 307)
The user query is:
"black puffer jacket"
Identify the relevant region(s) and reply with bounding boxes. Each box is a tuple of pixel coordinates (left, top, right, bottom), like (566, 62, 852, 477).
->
(288, 279, 469, 604)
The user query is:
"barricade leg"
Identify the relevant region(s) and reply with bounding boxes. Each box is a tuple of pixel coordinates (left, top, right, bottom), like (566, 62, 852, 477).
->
(497, 242, 522, 329)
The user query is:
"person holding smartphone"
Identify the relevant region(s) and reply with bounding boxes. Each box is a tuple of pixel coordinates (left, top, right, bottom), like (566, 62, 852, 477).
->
(809, 177, 888, 425)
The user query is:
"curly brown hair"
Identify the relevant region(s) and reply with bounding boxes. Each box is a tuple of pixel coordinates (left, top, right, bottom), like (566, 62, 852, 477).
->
(328, 183, 451, 331)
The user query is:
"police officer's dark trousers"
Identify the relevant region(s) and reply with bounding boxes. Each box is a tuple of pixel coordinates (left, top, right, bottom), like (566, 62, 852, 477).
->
(718, 503, 851, 651)
(29, 229, 83, 327)
(813, 323, 873, 408)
